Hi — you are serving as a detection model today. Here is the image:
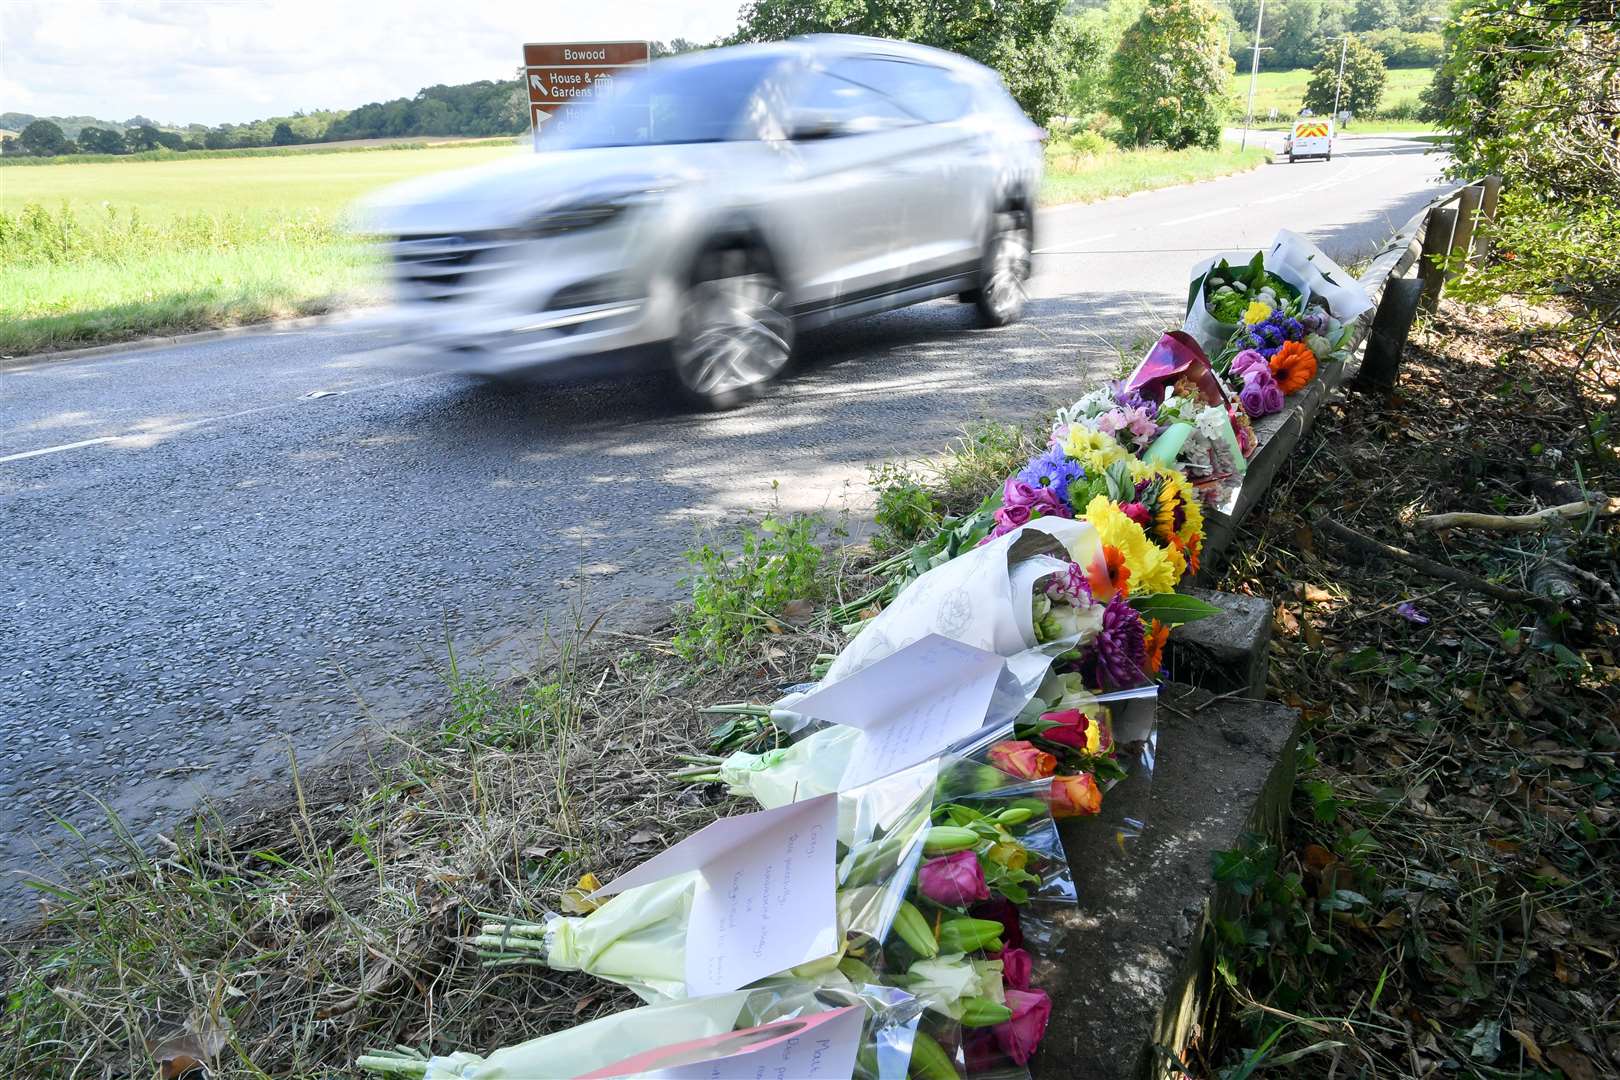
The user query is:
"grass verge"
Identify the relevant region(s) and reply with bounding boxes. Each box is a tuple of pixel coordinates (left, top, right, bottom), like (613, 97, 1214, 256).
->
(1196, 300, 1620, 1078)
(1038, 143, 1271, 207)
(1, 140, 1268, 357)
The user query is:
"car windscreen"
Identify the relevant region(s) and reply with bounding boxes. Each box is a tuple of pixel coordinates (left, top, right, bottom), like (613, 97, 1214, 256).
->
(547, 56, 783, 148)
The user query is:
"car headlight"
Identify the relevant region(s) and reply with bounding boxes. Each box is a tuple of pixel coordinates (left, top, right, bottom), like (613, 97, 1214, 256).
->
(515, 183, 677, 240)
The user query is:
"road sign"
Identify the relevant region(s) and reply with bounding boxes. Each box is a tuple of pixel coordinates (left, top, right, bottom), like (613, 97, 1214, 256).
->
(524, 40, 649, 149)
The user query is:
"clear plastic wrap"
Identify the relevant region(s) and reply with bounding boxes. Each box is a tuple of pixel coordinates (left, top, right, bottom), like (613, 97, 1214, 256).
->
(357, 982, 923, 1080)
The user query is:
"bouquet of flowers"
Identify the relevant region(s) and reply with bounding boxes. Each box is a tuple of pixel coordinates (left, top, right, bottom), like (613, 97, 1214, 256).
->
(1183, 248, 1313, 355)
(358, 983, 925, 1080)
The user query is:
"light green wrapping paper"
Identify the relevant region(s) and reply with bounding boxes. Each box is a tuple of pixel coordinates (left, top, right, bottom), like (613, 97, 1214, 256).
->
(419, 992, 753, 1079)
(1143, 422, 1193, 470)
(542, 872, 698, 1001)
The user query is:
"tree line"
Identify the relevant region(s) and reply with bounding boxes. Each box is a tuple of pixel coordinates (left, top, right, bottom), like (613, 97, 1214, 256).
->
(3, 1, 1437, 160)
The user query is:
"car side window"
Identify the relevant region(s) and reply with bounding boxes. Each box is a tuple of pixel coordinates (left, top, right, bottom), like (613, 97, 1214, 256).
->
(789, 70, 919, 135)
(829, 58, 974, 124)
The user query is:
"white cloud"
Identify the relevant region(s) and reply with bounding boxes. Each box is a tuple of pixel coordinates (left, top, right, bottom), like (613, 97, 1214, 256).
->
(0, 0, 740, 125)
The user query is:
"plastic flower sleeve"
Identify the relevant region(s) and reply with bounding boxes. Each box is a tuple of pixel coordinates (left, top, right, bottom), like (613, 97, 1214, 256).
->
(1265, 228, 1373, 321)
(358, 983, 925, 1080)
(1182, 249, 1315, 356)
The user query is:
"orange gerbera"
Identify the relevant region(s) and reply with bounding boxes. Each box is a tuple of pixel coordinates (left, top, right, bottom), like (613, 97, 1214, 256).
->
(1169, 533, 1202, 577)
(1143, 619, 1170, 675)
(1086, 544, 1132, 601)
(1269, 340, 1318, 395)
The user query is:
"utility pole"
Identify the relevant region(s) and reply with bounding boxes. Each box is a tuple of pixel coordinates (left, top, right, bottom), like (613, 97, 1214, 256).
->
(1330, 35, 1349, 126)
(1240, 0, 1267, 151)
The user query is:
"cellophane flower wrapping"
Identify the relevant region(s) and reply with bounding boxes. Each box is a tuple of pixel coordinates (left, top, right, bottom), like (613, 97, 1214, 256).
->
(1182, 248, 1315, 356)
(358, 983, 925, 1080)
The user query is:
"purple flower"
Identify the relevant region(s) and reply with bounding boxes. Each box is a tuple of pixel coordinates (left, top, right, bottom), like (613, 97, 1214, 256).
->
(1045, 561, 1094, 606)
(1111, 382, 1159, 418)
(993, 503, 1032, 535)
(1230, 349, 1269, 377)
(1396, 602, 1430, 625)
(1239, 367, 1283, 417)
(1085, 594, 1147, 689)
(1030, 487, 1074, 520)
(1001, 477, 1040, 510)
(1017, 447, 1082, 506)
(1235, 314, 1305, 359)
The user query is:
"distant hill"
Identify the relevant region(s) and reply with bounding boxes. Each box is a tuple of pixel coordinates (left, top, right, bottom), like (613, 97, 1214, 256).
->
(0, 112, 183, 140)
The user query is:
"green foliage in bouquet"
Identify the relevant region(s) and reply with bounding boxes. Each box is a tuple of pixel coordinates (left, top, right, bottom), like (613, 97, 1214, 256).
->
(1197, 252, 1303, 324)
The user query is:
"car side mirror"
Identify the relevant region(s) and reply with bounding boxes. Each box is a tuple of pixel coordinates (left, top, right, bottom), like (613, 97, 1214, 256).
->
(787, 108, 849, 141)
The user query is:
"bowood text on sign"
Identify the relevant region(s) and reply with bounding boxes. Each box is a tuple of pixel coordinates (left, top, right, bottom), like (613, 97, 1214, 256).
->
(523, 40, 650, 147)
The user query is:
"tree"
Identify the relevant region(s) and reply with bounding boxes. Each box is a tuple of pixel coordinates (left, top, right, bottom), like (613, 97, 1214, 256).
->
(1349, 0, 1400, 31)
(126, 124, 163, 152)
(1107, 0, 1231, 149)
(0, 135, 20, 156)
(204, 127, 235, 149)
(729, 0, 1085, 125)
(271, 121, 297, 145)
(19, 119, 69, 156)
(77, 126, 126, 154)
(1304, 34, 1386, 117)
(154, 129, 185, 150)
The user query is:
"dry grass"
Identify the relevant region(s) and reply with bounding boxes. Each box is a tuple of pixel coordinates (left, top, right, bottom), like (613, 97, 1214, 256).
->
(0, 591, 874, 1077)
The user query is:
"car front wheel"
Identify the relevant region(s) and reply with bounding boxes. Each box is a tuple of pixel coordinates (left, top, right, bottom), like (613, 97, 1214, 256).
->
(671, 247, 794, 410)
(973, 209, 1032, 327)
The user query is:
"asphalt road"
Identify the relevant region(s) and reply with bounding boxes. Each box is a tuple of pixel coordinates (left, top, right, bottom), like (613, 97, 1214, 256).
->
(0, 134, 1450, 919)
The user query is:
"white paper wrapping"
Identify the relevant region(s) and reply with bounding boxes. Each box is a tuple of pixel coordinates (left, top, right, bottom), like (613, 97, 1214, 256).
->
(812, 517, 1104, 705)
(1266, 228, 1374, 321)
(1181, 249, 1316, 357)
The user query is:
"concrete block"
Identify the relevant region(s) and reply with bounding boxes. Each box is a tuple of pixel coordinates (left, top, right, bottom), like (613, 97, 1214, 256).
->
(1163, 588, 1272, 699)
(1033, 685, 1300, 1080)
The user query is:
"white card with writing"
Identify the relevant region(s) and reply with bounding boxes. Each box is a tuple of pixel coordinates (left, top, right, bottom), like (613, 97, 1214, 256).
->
(793, 634, 1005, 789)
(579, 1005, 865, 1079)
(591, 795, 839, 996)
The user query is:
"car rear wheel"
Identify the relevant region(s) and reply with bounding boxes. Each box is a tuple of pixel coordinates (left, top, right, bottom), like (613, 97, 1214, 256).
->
(972, 209, 1032, 327)
(671, 246, 794, 410)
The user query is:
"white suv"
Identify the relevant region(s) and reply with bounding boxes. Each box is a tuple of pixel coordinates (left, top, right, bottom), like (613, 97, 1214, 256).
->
(360, 35, 1044, 407)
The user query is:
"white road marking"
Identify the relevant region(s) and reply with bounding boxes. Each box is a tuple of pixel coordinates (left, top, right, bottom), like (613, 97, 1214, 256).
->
(0, 373, 443, 466)
(1159, 207, 1233, 227)
(0, 436, 116, 464)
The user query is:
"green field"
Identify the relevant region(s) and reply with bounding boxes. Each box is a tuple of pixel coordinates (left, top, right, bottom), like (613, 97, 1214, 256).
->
(2, 137, 1268, 357)
(1228, 66, 1437, 130)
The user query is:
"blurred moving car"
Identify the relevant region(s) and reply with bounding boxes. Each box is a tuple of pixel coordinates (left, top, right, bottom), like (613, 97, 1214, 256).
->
(358, 35, 1044, 408)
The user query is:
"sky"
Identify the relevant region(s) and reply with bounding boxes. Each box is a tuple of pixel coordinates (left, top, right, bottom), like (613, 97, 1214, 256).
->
(0, 0, 741, 126)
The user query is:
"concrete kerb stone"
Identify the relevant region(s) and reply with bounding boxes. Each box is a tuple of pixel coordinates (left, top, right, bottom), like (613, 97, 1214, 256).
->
(1035, 685, 1301, 1080)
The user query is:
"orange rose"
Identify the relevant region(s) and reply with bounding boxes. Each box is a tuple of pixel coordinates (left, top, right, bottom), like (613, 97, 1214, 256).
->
(987, 740, 1057, 781)
(1269, 340, 1318, 395)
(1049, 773, 1102, 819)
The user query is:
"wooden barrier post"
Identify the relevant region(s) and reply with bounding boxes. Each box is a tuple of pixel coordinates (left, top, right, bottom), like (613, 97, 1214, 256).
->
(1356, 276, 1424, 394)
(1472, 175, 1504, 266)
(1447, 185, 1484, 283)
(1418, 205, 1457, 313)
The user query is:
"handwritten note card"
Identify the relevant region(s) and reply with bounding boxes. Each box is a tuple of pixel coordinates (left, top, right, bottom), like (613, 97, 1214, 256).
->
(591, 795, 839, 996)
(793, 634, 1005, 789)
(578, 1004, 866, 1079)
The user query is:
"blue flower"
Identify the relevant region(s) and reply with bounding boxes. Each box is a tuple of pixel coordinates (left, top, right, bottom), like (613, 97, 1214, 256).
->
(1017, 446, 1084, 506)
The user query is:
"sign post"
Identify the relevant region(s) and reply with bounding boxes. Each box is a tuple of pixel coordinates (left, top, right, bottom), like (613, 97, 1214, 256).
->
(523, 40, 650, 149)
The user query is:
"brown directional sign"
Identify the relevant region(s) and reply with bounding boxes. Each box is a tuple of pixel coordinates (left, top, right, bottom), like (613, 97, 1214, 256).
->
(524, 40, 650, 147)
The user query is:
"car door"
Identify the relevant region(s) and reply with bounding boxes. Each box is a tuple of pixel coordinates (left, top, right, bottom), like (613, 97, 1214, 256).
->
(771, 68, 921, 317)
(825, 57, 989, 285)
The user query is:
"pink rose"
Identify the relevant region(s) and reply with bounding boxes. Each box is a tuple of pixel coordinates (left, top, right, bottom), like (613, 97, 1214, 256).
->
(1001, 477, 1039, 510)
(1030, 487, 1073, 520)
(993, 988, 1052, 1065)
(917, 851, 990, 907)
(1118, 501, 1152, 527)
(1230, 349, 1269, 377)
(993, 503, 1032, 533)
(1001, 947, 1032, 991)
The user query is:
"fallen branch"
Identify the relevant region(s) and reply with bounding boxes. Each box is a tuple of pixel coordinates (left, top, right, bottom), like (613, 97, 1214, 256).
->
(1311, 517, 1558, 614)
(1414, 500, 1596, 533)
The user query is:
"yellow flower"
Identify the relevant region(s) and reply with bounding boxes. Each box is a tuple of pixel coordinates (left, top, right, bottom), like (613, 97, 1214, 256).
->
(1083, 495, 1181, 594)
(1062, 426, 1130, 471)
(1242, 300, 1273, 325)
(987, 841, 1029, 872)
